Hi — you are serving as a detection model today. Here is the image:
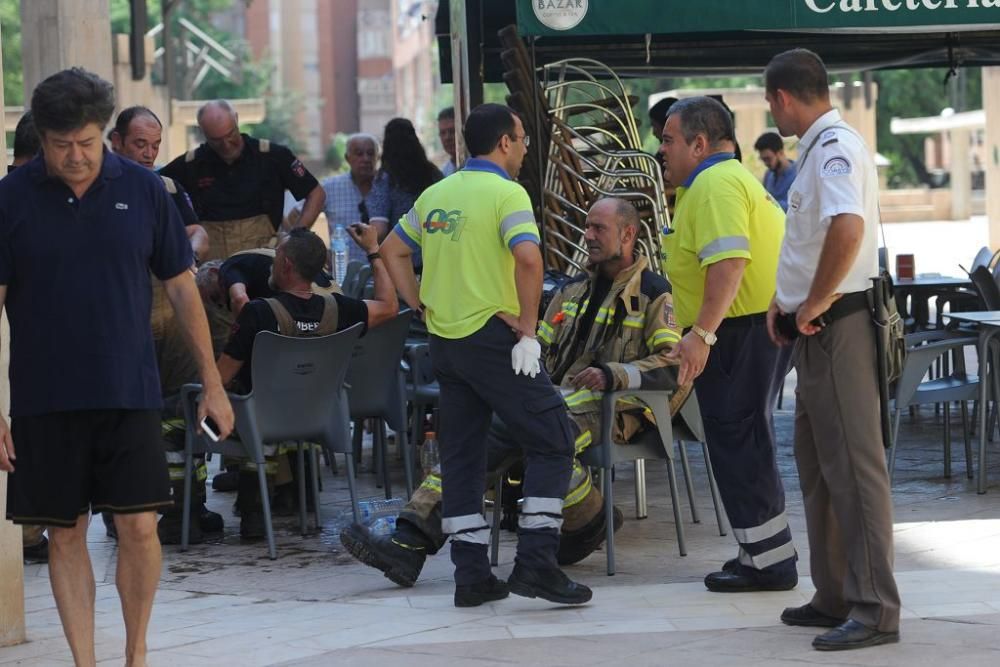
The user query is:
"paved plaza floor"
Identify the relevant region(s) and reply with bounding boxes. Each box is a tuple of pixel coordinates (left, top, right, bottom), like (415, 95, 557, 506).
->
(4, 217, 999, 666)
(4, 394, 1000, 666)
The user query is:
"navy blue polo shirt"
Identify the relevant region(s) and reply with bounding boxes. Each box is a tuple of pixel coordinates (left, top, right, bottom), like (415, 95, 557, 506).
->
(0, 150, 193, 417)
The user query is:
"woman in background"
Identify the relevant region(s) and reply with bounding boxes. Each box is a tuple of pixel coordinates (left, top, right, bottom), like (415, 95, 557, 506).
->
(369, 117, 443, 247)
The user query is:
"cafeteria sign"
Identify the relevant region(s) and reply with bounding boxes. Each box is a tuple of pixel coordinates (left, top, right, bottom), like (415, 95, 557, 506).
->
(517, 0, 1000, 36)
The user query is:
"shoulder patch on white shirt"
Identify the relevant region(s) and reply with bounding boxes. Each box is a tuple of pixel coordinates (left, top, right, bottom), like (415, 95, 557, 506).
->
(821, 156, 852, 178)
(820, 129, 837, 142)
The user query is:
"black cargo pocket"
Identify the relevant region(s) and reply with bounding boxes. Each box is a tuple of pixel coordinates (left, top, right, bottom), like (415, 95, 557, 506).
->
(523, 390, 574, 456)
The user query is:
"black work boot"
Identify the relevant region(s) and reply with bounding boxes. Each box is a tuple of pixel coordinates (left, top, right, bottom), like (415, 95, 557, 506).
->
(507, 563, 593, 605)
(454, 575, 509, 608)
(236, 471, 267, 540)
(340, 522, 427, 587)
(158, 511, 204, 545)
(557, 506, 624, 566)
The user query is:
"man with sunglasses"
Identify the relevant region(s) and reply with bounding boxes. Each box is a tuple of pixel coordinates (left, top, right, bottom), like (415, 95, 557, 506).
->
(161, 100, 325, 260)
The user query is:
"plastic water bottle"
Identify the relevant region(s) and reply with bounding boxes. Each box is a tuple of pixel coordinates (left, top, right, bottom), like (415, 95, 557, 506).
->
(357, 497, 405, 525)
(369, 515, 397, 536)
(331, 224, 349, 284)
(421, 431, 440, 477)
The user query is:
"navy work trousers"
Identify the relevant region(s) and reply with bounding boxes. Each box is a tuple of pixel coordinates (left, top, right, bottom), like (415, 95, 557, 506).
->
(430, 317, 574, 585)
(694, 316, 796, 577)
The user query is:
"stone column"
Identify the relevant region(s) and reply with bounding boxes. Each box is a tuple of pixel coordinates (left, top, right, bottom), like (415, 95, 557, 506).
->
(950, 128, 971, 221)
(985, 68, 1000, 248)
(20, 0, 113, 98)
(0, 21, 27, 650)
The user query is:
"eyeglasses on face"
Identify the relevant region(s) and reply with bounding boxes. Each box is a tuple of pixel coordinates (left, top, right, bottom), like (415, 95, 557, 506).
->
(509, 133, 531, 147)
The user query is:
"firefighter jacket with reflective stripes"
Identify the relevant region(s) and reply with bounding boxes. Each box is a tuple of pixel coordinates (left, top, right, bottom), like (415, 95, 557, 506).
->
(536, 255, 689, 420)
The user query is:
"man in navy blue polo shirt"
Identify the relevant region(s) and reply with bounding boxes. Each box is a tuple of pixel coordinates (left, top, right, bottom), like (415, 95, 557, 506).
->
(0, 67, 234, 667)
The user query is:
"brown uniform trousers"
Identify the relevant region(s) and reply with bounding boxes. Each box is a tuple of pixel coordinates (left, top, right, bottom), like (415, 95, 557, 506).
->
(793, 308, 900, 632)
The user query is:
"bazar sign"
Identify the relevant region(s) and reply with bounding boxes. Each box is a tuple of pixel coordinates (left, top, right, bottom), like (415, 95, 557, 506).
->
(518, 0, 1000, 36)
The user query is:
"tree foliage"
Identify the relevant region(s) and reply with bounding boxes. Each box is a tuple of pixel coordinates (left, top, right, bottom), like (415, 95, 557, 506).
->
(1, 0, 23, 106)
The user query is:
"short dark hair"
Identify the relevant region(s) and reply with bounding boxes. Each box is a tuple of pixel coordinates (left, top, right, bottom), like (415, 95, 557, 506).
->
(437, 106, 454, 122)
(111, 106, 162, 141)
(463, 103, 519, 157)
(648, 97, 678, 126)
(281, 228, 328, 282)
(13, 111, 40, 159)
(764, 49, 830, 103)
(754, 132, 784, 153)
(666, 96, 735, 148)
(30, 67, 116, 136)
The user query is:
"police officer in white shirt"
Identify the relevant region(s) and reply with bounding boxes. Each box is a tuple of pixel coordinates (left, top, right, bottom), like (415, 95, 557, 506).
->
(764, 49, 901, 652)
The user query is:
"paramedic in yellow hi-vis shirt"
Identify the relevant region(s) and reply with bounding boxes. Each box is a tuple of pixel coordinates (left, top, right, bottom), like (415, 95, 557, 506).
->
(659, 96, 796, 594)
(380, 103, 592, 609)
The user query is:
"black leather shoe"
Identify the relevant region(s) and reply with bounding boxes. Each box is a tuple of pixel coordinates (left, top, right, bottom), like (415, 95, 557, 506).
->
(454, 575, 509, 608)
(704, 566, 798, 593)
(339, 522, 426, 587)
(812, 619, 900, 651)
(23, 536, 49, 564)
(507, 563, 592, 604)
(781, 603, 846, 628)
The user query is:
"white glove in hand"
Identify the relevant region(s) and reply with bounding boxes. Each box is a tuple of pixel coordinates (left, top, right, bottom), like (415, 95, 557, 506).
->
(511, 336, 542, 378)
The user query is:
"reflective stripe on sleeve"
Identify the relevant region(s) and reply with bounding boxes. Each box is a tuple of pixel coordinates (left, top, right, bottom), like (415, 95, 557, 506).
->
(499, 210, 535, 237)
(698, 235, 750, 262)
(623, 364, 642, 389)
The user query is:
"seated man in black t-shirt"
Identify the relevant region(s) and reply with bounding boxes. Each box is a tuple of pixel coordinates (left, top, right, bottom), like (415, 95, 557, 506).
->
(216, 225, 398, 537)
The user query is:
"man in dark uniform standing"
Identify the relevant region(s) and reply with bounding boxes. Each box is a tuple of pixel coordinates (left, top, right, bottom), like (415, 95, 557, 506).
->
(161, 99, 325, 260)
(381, 103, 591, 608)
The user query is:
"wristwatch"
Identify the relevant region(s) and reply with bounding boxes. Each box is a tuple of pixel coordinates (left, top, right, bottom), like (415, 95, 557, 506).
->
(691, 324, 718, 346)
(366, 251, 381, 262)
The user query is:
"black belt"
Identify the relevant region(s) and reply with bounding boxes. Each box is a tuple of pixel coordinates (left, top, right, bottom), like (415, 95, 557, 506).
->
(815, 290, 870, 327)
(717, 312, 768, 331)
(775, 290, 870, 340)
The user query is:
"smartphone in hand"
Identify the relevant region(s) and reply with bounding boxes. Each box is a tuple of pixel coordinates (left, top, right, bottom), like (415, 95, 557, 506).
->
(200, 416, 221, 442)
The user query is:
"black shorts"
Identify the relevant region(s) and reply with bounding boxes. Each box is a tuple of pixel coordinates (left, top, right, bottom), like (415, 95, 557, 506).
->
(5, 409, 171, 527)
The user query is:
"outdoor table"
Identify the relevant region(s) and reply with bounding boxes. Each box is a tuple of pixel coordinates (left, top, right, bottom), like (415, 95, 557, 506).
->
(895, 276, 974, 328)
(943, 310, 1000, 493)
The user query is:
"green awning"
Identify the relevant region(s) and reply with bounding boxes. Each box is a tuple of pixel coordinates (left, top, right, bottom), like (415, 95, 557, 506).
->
(517, 0, 1000, 37)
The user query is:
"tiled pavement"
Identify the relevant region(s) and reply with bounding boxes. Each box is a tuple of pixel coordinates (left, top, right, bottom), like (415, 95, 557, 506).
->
(5, 218, 1000, 665)
(5, 394, 1000, 666)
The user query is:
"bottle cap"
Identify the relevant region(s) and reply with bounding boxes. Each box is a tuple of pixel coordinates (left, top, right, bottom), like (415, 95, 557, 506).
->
(424, 431, 436, 440)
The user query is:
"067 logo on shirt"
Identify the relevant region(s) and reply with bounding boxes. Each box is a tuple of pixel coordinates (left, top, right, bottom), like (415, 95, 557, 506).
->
(423, 209, 465, 241)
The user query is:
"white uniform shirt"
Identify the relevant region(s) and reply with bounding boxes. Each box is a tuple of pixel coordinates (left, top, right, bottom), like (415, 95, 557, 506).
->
(775, 109, 879, 312)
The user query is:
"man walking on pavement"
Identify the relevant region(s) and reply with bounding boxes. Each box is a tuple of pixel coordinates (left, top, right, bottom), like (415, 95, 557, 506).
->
(380, 103, 591, 608)
(0, 67, 233, 667)
(765, 48, 900, 651)
(659, 96, 797, 593)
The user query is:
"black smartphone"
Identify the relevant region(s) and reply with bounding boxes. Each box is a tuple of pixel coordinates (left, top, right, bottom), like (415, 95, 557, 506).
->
(774, 313, 800, 340)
